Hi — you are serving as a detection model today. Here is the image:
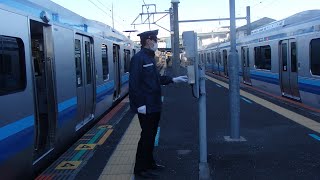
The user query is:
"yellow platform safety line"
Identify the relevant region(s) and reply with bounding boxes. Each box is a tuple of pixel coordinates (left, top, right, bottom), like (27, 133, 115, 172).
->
(206, 75, 320, 134)
(98, 129, 114, 145)
(75, 144, 96, 150)
(55, 161, 82, 170)
(98, 125, 113, 129)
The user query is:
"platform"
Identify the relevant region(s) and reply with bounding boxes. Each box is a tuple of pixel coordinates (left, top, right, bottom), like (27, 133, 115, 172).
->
(37, 67, 320, 180)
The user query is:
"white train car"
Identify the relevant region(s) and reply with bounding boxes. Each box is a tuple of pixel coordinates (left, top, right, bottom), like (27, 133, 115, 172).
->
(202, 10, 320, 109)
(0, 0, 137, 179)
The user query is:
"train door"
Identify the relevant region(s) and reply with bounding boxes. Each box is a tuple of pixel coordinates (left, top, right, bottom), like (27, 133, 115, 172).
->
(241, 46, 252, 85)
(217, 51, 221, 75)
(223, 49, 228, 77)
(113, 44, 121, 101)
(206, 52, 210, 68)
(211, 52, 216, 73)
(75, 34, 94, 130)
(30, 21, 57, 161)
(280, 39, 300, 100)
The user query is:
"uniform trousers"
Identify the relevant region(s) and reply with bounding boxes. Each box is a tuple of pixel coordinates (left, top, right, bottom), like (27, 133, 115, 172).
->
(134, 112, 161, 173)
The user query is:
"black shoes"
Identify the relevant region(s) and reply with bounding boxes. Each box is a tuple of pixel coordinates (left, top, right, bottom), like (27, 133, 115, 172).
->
(134, 164, 166, 179)
(134, 170, 159, 179)
(150, 163, 166, 171)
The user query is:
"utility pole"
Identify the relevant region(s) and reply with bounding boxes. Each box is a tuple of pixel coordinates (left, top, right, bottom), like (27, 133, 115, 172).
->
(177, 3, 249, 144)
(228, 0, 241, 140)
(171, 0, 180, 76)
(246, 6, 251, 35)
(112, 3, 114, 29)
(169, 7, 174, 67)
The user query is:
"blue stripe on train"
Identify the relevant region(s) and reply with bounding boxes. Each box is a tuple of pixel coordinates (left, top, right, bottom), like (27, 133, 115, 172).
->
(0, 126, 33, 163)
(96, 80, 114, 103)
(250, 70, 280, 85)
(58, 97, 77, 112)
(57, 97, 78, 126)
(0, 75, 130, 164)
(250, 71, 320, 95)
(121, 73, 129, 84)
(209, 67, 320, 95)
(58, 106, 77, 126)
(0, 115, 34, 141)
(95, 74, 129, 103)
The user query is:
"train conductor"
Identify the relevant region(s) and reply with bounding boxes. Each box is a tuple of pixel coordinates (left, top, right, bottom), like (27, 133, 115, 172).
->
(129, 29, 188, 178)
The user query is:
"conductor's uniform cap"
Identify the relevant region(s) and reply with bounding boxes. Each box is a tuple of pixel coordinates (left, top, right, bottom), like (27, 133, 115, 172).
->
(137, 30, 159, 42)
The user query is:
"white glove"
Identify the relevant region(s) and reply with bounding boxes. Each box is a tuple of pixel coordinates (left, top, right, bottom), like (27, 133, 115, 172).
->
(172, 75, 188, 83)
(137, 105, 146, 114)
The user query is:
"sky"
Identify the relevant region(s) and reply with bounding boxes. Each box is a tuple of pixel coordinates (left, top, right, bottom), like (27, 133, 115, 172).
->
(50, 0, 320, 41)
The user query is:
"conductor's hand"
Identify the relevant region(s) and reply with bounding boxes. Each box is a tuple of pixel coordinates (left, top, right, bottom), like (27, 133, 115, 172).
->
(137, 105, 146, 114)
(172, 75, 188, 83)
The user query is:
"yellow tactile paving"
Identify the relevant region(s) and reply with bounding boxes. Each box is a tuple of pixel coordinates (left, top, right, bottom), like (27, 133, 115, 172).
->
(206, 75, 320, 134)
(98, 115, 140, 180)
(98, 129, 114, 145)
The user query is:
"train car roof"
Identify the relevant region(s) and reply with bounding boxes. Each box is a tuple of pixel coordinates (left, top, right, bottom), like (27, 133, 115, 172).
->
(0, 0, 132, 44)
(203, 10, 320, 50)
(251, 10, 320, 35)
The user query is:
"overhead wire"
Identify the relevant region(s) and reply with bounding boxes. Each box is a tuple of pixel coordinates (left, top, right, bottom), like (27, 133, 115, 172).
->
(87, 0, 127, 30)
(94, 0, 129, 25)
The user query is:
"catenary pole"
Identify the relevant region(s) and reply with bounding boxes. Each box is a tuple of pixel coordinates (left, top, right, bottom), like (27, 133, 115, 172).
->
(229, 0, 240, 139)
(171, 0, 180, 76)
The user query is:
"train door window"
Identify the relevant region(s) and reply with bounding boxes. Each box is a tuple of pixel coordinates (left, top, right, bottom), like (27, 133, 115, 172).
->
(241, 48, 245, 67)
(102, 44, 109, 80)
(291, 42, 297, 72)
(310, 38, 320, 76)
(254, 45, 271, 70)
(85, 41, 91, 84)
(211, 52, 214, 63)
(216, 52, 218, 63)
(201, 54, 204, 64)
(223, 50, 227, 61)
(281, 43, 288, 71)
(75, 39, 82, 87)
(207, 53, 210, 63)
(0, 36, 26, 96)
(124, 49, 130, 73)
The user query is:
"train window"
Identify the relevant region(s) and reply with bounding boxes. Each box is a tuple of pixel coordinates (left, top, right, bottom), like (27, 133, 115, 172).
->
(75, 39, 82, 87)
(0, 35, 26, 96)
(201, 54, 204, 64)
(133, 49, 136, 55)
(211, 52, 214, 64)
(85, 41, 91, 84)
(291, 42, 297, 72)
(124, 49, 130, 73)
(254, 45, 271, 70)
(310, 39, 320, 76)
(102, 44, 109, 81)
(207, 53, 210, 63)
(281, 43, 288, 71)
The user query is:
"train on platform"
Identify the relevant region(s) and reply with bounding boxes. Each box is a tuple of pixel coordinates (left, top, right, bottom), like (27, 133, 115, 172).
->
(0, 0, 138, 179)
(200, 10, 320, 110)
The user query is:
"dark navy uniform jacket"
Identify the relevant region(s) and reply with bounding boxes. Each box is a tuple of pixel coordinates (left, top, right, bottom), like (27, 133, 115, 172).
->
(129, 48, 173, 113)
